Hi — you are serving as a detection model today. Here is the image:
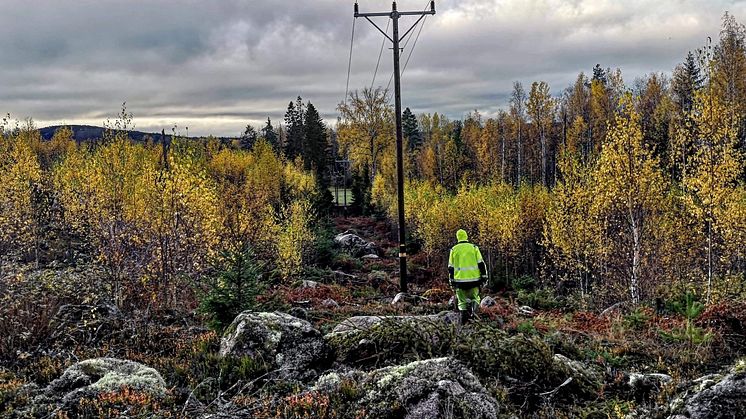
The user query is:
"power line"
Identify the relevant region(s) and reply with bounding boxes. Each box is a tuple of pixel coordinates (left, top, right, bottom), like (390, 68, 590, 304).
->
(344, 16, 356, 106)
(371, 19, 391, 90)
(353, 1, 436, 295)
(386, 20, 416, 91)
(386, 1, 431, 93)
(402, 10, 428, 74)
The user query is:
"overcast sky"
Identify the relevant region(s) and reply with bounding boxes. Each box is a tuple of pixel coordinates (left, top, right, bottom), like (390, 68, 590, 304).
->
(2, 0, 745, 137)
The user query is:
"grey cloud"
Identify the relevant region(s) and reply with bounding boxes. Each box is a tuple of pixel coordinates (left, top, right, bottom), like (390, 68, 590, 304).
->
(1, 0, 744, 136)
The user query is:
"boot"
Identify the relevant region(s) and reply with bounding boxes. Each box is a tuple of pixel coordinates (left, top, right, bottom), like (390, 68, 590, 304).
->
(459, 309, 470, 325)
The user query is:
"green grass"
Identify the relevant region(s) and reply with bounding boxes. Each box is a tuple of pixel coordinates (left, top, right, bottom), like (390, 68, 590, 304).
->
(330, 188, 354, 206)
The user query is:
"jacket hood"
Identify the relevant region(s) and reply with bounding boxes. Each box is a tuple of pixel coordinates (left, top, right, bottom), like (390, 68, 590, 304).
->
(456, 229, 468, 242)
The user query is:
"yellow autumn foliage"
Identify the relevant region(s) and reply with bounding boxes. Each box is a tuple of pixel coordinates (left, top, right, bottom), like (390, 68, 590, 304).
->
(0, 123, 43, 256)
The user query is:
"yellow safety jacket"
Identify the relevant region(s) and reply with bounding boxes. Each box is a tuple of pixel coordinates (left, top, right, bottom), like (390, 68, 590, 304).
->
(448, 241, 484, 285)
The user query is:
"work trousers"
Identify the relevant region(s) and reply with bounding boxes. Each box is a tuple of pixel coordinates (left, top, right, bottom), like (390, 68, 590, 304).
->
(455, 286, 480, 310)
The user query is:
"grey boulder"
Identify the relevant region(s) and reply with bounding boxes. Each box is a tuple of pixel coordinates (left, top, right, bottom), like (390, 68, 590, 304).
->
(669, 368, 746, 419)
(220, 311, 330, 381)
(334, 231, 377, 257)
(314, 357, 500, 419)
(480, 296, 497, 308)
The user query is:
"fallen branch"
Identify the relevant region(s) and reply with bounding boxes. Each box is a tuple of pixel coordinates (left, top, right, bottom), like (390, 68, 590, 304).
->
(538, 377, 573, 396)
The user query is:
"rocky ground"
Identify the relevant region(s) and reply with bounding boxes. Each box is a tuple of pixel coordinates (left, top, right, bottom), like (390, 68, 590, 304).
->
(2, 216, 746, 418)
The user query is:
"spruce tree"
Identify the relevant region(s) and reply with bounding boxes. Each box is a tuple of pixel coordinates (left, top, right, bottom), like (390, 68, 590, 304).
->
(592, 64, 607, 85)
(261, 117, 279, 152)
(402, 107, 422, 151)
(673, 51, 703, 112)
(284, 97, 305, 159)
(240, 125, 258, 150)
(303, 103, 327, 175)
(350, 165, 371, 215)
(304, 102, 333, 214)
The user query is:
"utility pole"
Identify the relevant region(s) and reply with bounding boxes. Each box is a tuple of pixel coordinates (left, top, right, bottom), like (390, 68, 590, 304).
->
(354, 1, 435, 294)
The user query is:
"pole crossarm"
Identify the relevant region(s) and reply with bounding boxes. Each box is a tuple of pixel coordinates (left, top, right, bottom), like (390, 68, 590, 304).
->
(398, 10, 436, 16)
(355, 11, 391, 17)
(364, 16, 395, 43)
(355, 2, 435, 44)
(352, 1, 436, 295)
(398, 14, 429, 42)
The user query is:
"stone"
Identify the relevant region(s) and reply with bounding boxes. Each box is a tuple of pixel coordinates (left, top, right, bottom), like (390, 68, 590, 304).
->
(334, 231, 378, 257)
(331, 315, 389, 334)
(517, 305, 535, 316)
(480, 296, 497, 308)
(551, 354, 604, 399)
(332, 270, 358, 283)
(391, 292, 427, 305)
(301, 279, 318, 289)
(321, 298, 340, 308)
(220, 311, 330, 381)
(314, 357, 500, 419)
(669, 370, 746, 418)
(42, 358, 166, 408)
(391, 292, 407, 305)
(368, 270, 389, 287)
(288, 307, 308, 320)
(628, 372, 672, 397)
(361, 254, 380, 260)
(448, 296, 457, 308)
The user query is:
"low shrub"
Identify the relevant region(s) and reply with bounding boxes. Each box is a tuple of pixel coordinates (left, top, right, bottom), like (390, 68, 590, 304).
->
(199, 247, 265, 332)
(623, 307, 651, 330)
(518, 288, 562, 310)
(512, 275, 536, 292)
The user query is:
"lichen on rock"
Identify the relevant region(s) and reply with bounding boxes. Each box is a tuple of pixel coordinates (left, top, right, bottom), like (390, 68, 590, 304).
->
(668, 368, 746, 419)
(313, 357, 501, 419)
(42, 358, 166, 409)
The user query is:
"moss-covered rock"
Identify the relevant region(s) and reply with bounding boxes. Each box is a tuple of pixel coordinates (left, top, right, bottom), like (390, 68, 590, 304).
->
(326, 314, 601, 404)
(37, 358, 166, 412)
(455, 324, 552, 382)
(326, 313, 459, 368)
(551, 354, 604, 400)
(220, 311, 331, 381)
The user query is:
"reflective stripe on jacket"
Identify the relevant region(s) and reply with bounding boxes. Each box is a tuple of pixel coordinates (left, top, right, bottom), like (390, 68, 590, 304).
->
(448, 241, 484, 282)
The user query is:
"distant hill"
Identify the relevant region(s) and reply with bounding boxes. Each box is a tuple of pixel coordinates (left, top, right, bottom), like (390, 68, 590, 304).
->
(39, 125, 234, 143)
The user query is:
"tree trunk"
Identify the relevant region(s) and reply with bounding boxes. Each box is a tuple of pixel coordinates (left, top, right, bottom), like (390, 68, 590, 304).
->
(501, 130, 505, 182)
(540, 129, 547, 187)
(629, 204, 641, 305)
(517, 122, 522, 186)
